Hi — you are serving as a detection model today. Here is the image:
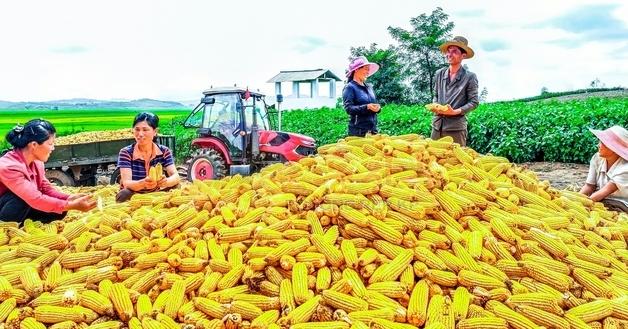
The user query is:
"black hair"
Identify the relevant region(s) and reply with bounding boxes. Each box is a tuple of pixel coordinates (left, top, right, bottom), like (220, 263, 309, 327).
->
(347, 71, 355, 82)
(5, 119, 56, 149)
(456, 46, 467, 55)
(132, 112, 159, 129)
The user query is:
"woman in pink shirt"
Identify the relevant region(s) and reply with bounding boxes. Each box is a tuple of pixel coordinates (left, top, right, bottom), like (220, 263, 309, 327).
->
(0, 119, 96, 223)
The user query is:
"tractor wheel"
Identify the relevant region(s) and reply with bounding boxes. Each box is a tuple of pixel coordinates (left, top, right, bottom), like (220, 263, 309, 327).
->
(46, 169, 75, 187)
(185, 148, 227, 181)
(110, 168, 121, 185)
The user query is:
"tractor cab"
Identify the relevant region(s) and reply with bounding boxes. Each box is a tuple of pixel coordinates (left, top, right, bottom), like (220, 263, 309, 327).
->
(184, 87, 269, 158)
(183, 87, 316, 181)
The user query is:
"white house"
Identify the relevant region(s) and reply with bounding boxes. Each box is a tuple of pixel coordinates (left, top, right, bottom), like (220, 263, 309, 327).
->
(267, 69, 342, 110)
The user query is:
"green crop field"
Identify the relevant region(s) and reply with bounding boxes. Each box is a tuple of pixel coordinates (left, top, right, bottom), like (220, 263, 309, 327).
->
(2, 97, 627, 164)
(0, 108, 190, 134)
(0, 108, 190, 150)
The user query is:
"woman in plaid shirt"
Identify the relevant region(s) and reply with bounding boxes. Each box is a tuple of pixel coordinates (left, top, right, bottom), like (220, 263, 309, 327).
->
(116, 112, 181, 203)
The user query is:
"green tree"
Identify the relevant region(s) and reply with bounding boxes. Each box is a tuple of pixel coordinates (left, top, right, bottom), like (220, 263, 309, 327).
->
(350, 43, 407, 104)
(388, 7, 454, 103)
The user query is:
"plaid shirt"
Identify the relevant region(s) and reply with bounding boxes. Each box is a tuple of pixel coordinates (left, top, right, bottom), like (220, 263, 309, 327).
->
(117, 143, 174, 181)
(432, 66, 479, 131)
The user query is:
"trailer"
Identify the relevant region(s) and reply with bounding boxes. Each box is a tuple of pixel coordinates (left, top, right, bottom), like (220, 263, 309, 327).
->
(44, 135, 176, 186)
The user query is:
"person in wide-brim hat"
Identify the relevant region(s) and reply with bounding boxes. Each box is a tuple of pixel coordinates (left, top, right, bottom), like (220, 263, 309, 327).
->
(430, 35, 479, 147)
(342, 56, 382, 137)
(345, 56, 380, 79)
(580, 125, 628, 208)
(439, 36, 475, 59)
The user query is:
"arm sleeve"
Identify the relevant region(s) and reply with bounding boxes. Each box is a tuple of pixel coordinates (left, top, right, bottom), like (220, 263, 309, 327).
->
(0, 167, 67, 213)
(460, 73, 479, 114)
(608, 163, 628, 193)
(162, 148, 175, 167)
(433, 72, 439, 103)
(39, 178, 70, 200)
(117, 148, 132, 169)
(343, 85, 368, 115)
(585, 155, 599, 185)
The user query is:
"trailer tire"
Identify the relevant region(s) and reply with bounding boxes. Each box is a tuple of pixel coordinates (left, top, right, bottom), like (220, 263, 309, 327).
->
(110, 168, 121, 185)
(186, 148, 227, 181)
(46, 169, 75, 187)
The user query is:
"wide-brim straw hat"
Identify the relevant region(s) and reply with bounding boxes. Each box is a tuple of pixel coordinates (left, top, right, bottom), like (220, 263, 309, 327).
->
(439, 36, 475, 59)
(590, 125, 628, 160)
(346, 56, 380, 78)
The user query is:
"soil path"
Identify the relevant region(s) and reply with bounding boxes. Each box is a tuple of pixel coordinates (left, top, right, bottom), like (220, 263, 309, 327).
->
(521, 162, 589, 191)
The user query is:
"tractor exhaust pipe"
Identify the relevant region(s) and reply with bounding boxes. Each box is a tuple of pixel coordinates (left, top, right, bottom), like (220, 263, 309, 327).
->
(251, 95, 260, 157)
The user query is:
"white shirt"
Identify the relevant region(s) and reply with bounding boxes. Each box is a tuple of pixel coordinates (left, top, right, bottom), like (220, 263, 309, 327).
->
(586, 153, 628, 201)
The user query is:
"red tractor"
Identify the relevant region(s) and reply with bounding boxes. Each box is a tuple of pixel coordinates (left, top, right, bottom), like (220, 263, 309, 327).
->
(183, 87, 316, 181)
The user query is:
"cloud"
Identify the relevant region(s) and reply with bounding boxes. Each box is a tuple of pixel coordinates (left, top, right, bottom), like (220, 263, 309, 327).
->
(291, 36, 327, 54)
(454, 9, 485, 18)
(480, 40, 509, 52)
(544, 38, 584, 49)
(610, 43, 628, 59)
(50, 45, 89, 54)
(489, 56, 511, 67)
(540, 4, 628, 45)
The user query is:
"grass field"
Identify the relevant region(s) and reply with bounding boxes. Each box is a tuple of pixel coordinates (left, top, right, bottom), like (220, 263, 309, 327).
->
(0, 108, 190, 149)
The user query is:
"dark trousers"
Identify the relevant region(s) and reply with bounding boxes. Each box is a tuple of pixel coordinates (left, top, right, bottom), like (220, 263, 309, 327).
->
(116, 188, 137, 203)
(602, 198, 628, 213)
(116, 185, 179, 203)
(348, 126, 377, 137)
(0, 191, 67, 224)
(431, 129, 468, 146)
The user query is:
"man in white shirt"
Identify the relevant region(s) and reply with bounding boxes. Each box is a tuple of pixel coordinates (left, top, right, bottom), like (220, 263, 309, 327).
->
(580, 125, 628, 212)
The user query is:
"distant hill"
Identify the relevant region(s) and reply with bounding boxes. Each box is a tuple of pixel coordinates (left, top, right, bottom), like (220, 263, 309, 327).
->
(0, 98, 187, 109)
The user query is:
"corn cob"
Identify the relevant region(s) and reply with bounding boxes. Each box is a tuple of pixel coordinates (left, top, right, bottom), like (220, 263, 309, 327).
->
(80, 290, 114, 316)
(20, 266, 44, 297)
(565, 299, 614, 323)
(34, 305, 87, 324)
(292, 262, 310, 304)
(514, 304, 570, 329)
(485, 300, 538, 329)
(321, 290, 368, 312)
(406, 279, 429, 326)
(109, 283, 133, 322)
(310, 234, 344, 268)
(457, 317, 508, 329)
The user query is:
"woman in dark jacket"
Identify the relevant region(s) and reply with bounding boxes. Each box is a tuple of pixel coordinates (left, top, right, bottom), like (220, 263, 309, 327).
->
(342, 56, 381, 137)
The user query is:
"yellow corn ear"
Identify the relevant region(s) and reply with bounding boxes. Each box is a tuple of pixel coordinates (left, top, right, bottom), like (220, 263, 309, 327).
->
(20, 317, 47, 329)
(406, 280, 429, 326)
(0, 297, 17, 323)
(514, 304, 570, 329)
(80, 290, 114, 316)
(485, 300, 538, 329)
(20, 266, 44, 297)
(164, 279, 186, 319)
(292, 262, 310, 304)
(193, 297, 228, 319)
(109, 283, 134, 322)
(457, 317, 508, 329)
(321, 290, 368, 313)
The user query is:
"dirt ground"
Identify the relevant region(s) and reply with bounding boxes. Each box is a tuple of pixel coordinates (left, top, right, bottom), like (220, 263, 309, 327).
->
(521, 162, 589, 191)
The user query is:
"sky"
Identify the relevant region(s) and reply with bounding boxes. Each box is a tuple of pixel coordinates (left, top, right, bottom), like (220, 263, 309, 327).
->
(0, 0, 627, 103)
